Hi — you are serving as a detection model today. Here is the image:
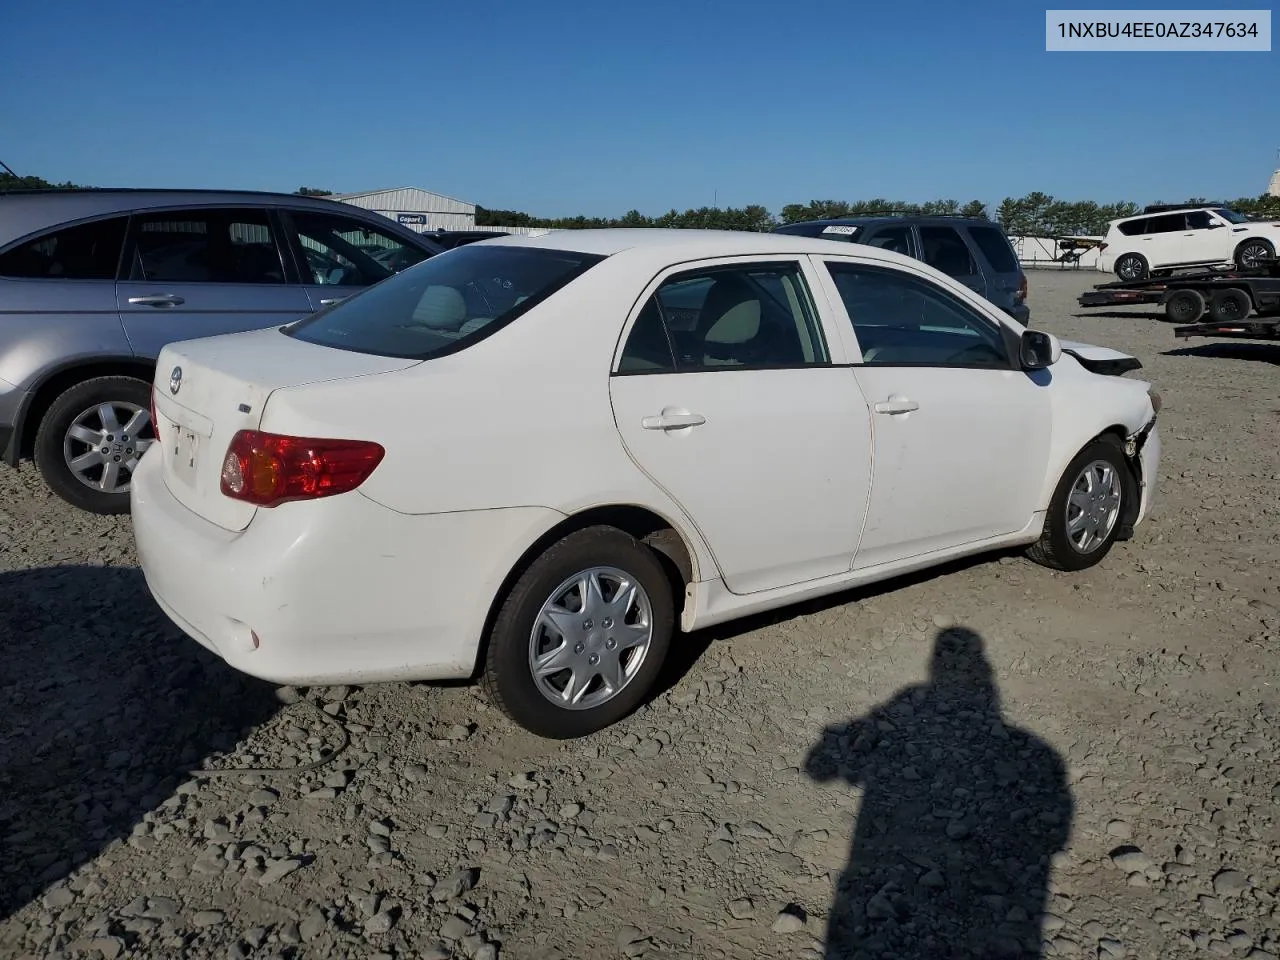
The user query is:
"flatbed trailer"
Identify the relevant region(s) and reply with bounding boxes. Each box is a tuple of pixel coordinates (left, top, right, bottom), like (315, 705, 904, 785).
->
(1173, 317, 1280, 341)
(1077, 260, 1280, 327)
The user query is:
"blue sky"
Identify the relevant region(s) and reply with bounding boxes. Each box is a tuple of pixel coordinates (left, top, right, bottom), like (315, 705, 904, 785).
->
(1, 0, 1275, 217)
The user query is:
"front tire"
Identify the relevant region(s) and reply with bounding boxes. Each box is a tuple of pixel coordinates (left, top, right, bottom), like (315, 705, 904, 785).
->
(482, 526, 675, 738)
(1234, 239, 1274, 271)
(33, 376, 156, 515)
(1027, 437, 1132, 572)
(1114, 253, 1149, 281)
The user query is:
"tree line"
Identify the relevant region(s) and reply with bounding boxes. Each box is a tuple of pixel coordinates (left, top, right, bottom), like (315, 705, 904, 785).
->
(3, 172, 1277, 238)
(478, 192, 1280, 236)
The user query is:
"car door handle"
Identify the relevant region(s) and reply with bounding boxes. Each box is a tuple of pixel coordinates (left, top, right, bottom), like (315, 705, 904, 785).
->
(319, 297, 347, 306)
(641, 413, 706, 430)
(873, 396, 919, 415)
(127, 294, 185, 307)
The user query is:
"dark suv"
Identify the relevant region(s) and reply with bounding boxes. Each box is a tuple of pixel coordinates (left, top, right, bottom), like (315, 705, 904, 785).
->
(773, 215, 1030, 324)
(0, 188, 444, 514)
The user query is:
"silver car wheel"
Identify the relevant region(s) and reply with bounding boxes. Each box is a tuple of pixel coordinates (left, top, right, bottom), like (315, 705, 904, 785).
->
(1065, 459, 1122, 554)
(528, 566, 654, 711)
(63, 401, 154, 494)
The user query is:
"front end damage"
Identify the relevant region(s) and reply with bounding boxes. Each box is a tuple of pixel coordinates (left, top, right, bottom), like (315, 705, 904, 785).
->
(1115, 393, 1160, 542)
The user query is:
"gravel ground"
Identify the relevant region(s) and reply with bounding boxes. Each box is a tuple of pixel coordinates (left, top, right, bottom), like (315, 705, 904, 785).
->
(2, 268, 1278, 960)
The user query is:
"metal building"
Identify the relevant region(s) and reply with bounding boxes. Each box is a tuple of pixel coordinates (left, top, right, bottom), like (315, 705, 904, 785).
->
(331, 186, 477, 232)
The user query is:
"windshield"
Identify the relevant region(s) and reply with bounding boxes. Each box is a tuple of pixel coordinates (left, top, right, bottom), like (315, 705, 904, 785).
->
(285, 244, 606, 360)
(1213, 207, 1251, 224)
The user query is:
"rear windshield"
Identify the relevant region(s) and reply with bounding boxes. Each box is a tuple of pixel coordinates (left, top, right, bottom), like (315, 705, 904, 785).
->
(285, 244, 605, 359)
(966, 226, 1019, 273)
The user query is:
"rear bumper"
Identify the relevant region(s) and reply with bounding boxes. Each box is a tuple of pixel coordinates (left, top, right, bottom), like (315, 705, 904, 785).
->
(130, 448, 562, 686)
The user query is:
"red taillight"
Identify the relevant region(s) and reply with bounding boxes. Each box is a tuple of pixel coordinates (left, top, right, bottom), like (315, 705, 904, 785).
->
(1016, 274, 1029, 302)
(1098, 242, 1109, 252)
(219, 430, 385, 507)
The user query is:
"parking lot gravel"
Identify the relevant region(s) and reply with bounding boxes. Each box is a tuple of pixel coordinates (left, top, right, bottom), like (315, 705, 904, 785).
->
(2, 268, 1278, 960)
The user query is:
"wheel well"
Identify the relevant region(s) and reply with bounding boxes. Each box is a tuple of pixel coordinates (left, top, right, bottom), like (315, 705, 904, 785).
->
(470, 505, 698, 678)
(1236, 236, 1275, 253)
(17, 359, 156, 460)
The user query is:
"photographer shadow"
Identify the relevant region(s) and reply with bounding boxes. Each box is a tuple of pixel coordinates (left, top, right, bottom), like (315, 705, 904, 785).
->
(805, 627, 1073, 959)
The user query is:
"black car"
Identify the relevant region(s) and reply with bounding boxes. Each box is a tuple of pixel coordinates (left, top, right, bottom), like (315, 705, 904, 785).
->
(773, 215, 1031, 324)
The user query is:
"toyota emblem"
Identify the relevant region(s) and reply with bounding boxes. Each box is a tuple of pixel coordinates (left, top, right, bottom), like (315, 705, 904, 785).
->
(169, 366, 183, 395)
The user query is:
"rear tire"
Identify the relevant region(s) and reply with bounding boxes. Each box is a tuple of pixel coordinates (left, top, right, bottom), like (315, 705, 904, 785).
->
(482, 526, 675, 739)
(33, 376, 155, 515)
(1208, 288, 1252, 324)
(1164, 289, 1205, 323)
(1114, 254, 1148, 281)
(1027, 436, 1133, 572)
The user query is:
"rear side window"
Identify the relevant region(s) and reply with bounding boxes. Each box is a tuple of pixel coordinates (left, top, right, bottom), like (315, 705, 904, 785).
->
(966, 226, 1019, 272)
(0, 216, 128, 280)
(286, 244, 604, 360)
(617, 261, 830, 372)
(861, 226, 911, 255)
(918, 226, 977, 276)
(126, 209, 287, 284)
(1117, 218, 1148, 236)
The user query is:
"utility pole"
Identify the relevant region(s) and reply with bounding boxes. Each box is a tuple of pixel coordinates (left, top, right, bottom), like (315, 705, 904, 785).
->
(0, 158, 17, 178)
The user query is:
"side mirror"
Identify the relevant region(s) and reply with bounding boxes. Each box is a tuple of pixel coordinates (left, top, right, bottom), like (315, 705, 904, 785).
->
(1206, 222, 1224, 229)
(1020, 329, 1061, 370)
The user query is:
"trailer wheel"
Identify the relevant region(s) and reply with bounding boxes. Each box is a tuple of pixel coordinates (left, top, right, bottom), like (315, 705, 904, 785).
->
(1115, 254, 1148, 281)
(1208, 288, 1252, 323)
(1164, 289, 1205, 324)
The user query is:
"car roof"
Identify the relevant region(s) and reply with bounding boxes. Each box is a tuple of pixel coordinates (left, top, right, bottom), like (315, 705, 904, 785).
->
(0, 188, 397, 250)
(781, 215, 1001, 229)
(477, 227, 929, 268)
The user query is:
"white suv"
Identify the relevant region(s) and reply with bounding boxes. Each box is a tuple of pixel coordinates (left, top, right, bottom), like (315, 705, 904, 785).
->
(1098, 205, 1279, 281)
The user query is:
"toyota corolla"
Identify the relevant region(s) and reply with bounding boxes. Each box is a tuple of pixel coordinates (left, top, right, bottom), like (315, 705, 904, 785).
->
(131, 229, 1161, 739)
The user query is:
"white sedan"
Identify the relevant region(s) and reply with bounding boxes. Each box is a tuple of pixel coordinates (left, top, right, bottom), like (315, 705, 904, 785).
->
(131, 229, 1162, 739)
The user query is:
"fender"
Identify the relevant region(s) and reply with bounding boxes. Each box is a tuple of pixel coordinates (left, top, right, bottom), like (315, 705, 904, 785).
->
(2, 354, 153, 467)
(1115, 412, 1159, 541)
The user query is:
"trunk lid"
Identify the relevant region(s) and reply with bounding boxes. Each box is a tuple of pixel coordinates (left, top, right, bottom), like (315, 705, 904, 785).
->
(151, 326, 419, 531)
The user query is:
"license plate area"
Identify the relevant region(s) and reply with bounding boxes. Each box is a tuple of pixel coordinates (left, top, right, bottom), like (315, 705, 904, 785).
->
(171, 426, 200, 486)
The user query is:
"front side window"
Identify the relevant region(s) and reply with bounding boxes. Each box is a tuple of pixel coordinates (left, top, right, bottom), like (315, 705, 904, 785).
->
(617, 262, 829, 373)
(1186, 211, 1213, 230)
(1212, 207, 1250, 224)
(0, 216, 128, 280)
(826, 261, 1009, 368)
(919, 226, 977, 276)
(289, 212, 431, 287)
(286, 243, 603, 359)
(127, 209, 286, 284)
